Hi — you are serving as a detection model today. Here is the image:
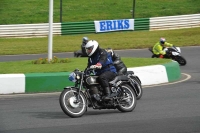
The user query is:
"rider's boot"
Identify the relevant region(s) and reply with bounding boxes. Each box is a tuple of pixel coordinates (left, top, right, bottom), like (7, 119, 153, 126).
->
(103, 87, 112, 101)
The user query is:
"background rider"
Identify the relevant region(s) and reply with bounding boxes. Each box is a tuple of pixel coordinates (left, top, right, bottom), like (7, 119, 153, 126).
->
(153, 37, 174, 58)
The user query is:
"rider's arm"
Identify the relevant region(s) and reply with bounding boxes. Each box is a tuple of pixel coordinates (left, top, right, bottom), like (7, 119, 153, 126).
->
(164, 42, 173, 47)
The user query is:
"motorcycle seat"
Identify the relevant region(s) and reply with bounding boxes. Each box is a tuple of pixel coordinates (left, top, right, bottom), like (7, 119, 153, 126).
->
(109, 75, 129, 86)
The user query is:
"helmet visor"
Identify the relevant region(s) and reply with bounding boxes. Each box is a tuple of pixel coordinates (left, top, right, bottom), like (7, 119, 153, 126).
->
(85, 45, 94, 55)
(160, 41, 165, 44)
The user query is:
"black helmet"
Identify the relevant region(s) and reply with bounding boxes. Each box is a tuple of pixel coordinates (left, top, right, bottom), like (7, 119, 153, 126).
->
(82, 37, 89, 45)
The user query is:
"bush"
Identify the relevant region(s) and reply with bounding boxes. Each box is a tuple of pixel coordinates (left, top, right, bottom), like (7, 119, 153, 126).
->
(32, 56, 70, 64)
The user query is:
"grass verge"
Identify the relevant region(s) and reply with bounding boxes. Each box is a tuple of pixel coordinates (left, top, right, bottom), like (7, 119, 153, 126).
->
(0, 27, 200, 55)
(0, 58, 171, 74)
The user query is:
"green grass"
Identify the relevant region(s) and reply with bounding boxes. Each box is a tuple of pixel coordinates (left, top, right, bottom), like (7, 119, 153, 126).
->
(0, 27, 199, 55)
(0, 0, 200, 24)
(0, 0, 199, 74)
(0, 58, 171, 74)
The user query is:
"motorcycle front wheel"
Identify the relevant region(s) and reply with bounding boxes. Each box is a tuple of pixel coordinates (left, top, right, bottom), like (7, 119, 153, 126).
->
(59, 88, 87, 118)
(117, 84, 137, 112)
(175, 56, 187, 66)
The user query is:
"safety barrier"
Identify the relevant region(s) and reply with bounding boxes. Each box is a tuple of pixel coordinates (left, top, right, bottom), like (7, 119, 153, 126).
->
(0, 23, 61, 38)
(150, 14, 200, 30)
(0, 14, 199, 38)
(134, 18, 149, 31)
(0, 61, 180, 94)
(61, 21, 95, 35)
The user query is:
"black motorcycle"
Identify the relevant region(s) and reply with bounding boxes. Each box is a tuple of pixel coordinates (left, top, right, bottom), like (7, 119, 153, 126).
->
(74, 45, 88, 57)
(59, 68, 137, 118)
(149, 46, 187, 66)
(74, 49, 88, 57)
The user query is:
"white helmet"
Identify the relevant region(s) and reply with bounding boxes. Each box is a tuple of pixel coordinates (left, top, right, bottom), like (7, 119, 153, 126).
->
(85, 40, 99, 56)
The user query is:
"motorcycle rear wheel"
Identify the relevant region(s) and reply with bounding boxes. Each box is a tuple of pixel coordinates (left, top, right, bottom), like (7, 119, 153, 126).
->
(117, 84, 137, 112)
(59, 88, 87, 118)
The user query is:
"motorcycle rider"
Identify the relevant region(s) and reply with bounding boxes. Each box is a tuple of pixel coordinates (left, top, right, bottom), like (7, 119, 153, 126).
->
(153, 37, 174, 58)
(85, 40, 117, 100)
(81, 37, 89, 56)
(74, 37, 89, 57)
(105, 48, 127, 75)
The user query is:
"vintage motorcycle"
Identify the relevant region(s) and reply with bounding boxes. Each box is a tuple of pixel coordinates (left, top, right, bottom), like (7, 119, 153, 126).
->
(149, 46, 187, 66)
(59, 68, 137, 118)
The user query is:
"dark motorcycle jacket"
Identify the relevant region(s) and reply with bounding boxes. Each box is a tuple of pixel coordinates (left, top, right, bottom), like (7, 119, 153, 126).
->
(111, 52, 127, 75)
(87, 48, 117, 76)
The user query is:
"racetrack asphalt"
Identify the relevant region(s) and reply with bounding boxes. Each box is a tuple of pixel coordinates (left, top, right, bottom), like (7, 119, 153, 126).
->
(0, 46, 200, 133)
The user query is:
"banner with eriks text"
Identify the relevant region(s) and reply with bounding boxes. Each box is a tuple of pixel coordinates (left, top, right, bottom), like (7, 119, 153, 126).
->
(94, 19, 134, 33)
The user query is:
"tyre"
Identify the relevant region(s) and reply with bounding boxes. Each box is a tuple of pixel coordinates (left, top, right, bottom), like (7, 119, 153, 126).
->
(176, 56, 187, 66)
(131, 77, 143, 100)
(59, 88, 87, 118)
(117, 84, 137, 112)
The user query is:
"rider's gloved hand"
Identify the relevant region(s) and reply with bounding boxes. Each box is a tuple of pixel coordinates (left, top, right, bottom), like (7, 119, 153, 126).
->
(90, 63, 102, 69)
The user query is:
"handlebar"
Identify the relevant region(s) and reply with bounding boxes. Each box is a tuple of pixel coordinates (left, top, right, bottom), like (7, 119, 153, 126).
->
(84, 67, 96, 76)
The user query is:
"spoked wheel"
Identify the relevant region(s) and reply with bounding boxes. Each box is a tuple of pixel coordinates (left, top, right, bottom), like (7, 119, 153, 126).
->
(175, 56, 187, 66)
(59, 88, 87, 118)
(117, 84, 137, 112)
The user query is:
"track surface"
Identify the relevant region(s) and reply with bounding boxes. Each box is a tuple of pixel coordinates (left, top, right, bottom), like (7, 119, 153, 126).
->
(0, 46, 200, 133)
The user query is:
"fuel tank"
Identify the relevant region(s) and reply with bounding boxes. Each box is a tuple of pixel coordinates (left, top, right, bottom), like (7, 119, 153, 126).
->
(86, 76, 99, 85)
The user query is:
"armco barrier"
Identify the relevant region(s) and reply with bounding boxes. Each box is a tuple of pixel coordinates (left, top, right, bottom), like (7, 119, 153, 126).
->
(1, 13, 199, 38)
(0, 61, 180, 94)
(0, 23, 61, 38)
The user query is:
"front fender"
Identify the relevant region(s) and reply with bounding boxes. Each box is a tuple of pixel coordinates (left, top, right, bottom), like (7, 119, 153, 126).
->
(129, 75, 141, 85)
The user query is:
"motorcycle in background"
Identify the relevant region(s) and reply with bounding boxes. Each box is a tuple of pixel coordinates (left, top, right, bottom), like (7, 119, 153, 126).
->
(74, 49, 88, 57)
(149, 46, 187, 66)
(59, 68, 137, 118)
(74, 45, 88, 57)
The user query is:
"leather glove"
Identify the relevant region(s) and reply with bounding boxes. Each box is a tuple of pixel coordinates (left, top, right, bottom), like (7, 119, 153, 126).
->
(90, 63, 102, 69)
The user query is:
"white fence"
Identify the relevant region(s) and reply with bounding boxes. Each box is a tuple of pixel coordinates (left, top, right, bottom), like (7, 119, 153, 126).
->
(150, 14, 200, 31)
(0, 23, 61, 38)
(0, 14, 200, 38)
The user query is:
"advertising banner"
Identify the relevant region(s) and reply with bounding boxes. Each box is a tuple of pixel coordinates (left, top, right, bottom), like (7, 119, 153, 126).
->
(94, 19, 134, 33)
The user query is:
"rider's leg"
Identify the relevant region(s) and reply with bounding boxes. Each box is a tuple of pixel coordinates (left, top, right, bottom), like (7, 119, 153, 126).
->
(98, 71, 116, 100)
